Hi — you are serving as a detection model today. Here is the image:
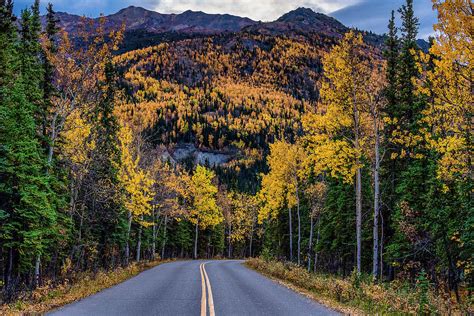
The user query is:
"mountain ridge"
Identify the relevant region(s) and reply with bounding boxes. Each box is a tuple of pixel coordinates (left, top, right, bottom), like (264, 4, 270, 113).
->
(45, 6, 428, 53)
(49, 5, 258, 35)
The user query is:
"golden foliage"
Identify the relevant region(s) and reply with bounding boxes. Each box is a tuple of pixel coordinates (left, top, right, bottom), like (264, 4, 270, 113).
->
(187, 165, 223, 229)
(227, 192, 258, 242)
(117, 124, 155, 226)
(303, 31, 376, 184)
(258, 140, 306, 222)
(113, 33, 322, 157)
(416, 0, 473, 182)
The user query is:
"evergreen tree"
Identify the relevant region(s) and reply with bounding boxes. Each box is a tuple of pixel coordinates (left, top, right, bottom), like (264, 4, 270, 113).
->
(0, 0, 16, 89)
(397, 0, 422, 126)
(0, 0, 58, 296)
(383, 0, 434, 279)
(80, 60, 126, 267)
(19, 1, 43, 109)
(383, 11, 399, 116)
(42, 2, 59, 156)
(381, 9, 400, 281)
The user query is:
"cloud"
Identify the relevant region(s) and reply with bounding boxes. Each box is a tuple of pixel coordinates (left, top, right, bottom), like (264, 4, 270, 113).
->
(14, 0, 139, 17)
(149, 0, 360, 21)
(331, 0, 436, 39)
(14, 0, 360, 20)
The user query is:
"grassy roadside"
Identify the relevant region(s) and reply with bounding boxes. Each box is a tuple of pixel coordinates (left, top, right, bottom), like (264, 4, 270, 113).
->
(0, 259, 173, 315)
(246, 257, 472, 315)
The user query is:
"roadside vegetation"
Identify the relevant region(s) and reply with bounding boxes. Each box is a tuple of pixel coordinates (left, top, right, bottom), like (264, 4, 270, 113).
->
(0, 259, 169, 314)
(247, 258, 473, 315)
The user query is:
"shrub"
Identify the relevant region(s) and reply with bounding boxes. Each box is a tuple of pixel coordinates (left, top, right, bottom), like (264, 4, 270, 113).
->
(246, 257, 471, 315)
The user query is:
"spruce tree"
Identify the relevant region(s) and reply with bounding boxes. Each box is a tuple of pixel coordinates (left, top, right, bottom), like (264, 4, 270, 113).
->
(384, 0, 434, 278)
(81, 60, 126, 267)
(381, 10, 400, 280)
(0, 0, 16, 86)
(19, 0, 43, 109)
(42, 2, 59, 156)
(397, 0, 422, 126)
(0, 2, 18, 289)
(0, 1, 59, 295)
(384, 11, 399, 113)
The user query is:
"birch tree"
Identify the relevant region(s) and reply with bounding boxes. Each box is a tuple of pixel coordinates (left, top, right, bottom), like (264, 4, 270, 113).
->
(117, 124, 154, 264)
(259, 140, 306, 264)
(303, 31, 373, 273)
(187, 166, 222, 259)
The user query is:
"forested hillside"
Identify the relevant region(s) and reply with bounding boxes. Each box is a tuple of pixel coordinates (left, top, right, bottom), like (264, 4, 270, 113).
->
(0, 0, 472, 313)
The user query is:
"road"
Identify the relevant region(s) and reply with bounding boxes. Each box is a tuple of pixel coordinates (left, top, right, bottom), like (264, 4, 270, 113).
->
(49, 260, 339, 316)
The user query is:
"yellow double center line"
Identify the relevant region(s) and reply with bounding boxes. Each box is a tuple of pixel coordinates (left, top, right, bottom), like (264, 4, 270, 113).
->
(200, 262, 215, 316)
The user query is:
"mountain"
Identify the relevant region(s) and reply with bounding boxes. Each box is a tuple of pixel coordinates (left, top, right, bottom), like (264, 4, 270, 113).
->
(243, 7, 348, 37)
(52, 6, 257, 35)
(112, 9, 350, 162)
(110, 7, 405, 166)
(46, 6, 428, 52)
(51, 6, 398, 53)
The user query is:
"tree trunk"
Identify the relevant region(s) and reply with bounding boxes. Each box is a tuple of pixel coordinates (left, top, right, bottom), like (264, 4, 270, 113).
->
(34, 254, 41, 288)
(161, 215, 168, 259)
(445, 238, 461, 302)
(380, 211, 384, 280)
(228, 223, 232, 258)
(352, 72, 362, 275)
(308, 214, 314, 272)
(47, 141, 54, 165)
(194, 221, 199, 259)
(5, 248, 13, 290)
(356, 165, 362, 274)
(249, 218, 255, 258)
(152, 207, 156, 258)
(296, 184, 301, 266)
(47, 122, 56, 165)
(136, 222, 142, 262)
(288, 207, 293, 262)
(314, 216, 321, 273)
(125, 211, 132, 266)
(373, 121, 380, 280)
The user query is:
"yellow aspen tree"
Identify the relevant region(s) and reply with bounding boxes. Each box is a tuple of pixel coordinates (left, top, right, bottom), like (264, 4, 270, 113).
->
(258, 140, 306, 264)
(303, 31, 373, 273)
(187, 165, 222, 259)
(156, 162, 191, 258)
(363, 63, 387, 280)
(417, 0, 473, 183)
(218, 186, 234, 258)
(117, 124, 154, 264)
(416, 0, 473, 282)
(226, 192, 259, 257)
(305, 182, 327, 272)
(60, 109, 96, 218)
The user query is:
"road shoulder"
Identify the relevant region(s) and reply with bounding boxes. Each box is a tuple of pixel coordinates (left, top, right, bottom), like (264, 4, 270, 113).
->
(245, 259, 362, 315)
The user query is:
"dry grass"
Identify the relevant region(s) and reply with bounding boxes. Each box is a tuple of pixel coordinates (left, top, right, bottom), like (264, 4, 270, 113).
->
(246, 257, 473, 315)
(0, 259, 172, 315)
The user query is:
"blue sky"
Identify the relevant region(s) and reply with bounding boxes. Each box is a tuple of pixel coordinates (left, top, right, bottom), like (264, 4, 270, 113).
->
(14, 0, 437, 38)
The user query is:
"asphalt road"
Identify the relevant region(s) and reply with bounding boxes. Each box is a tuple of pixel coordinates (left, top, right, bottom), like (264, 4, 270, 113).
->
(49, 260, 339, 316)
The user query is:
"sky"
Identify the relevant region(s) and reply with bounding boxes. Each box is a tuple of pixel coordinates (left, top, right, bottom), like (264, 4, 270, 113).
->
(13, 0, 437, 38)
